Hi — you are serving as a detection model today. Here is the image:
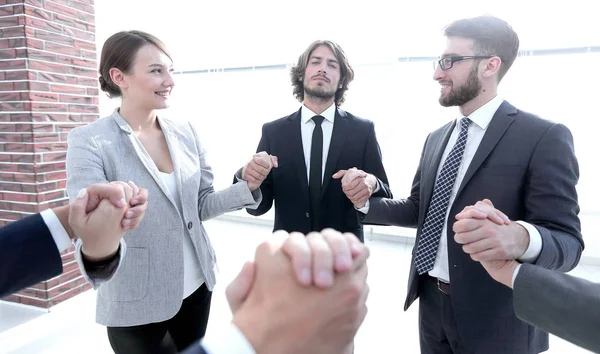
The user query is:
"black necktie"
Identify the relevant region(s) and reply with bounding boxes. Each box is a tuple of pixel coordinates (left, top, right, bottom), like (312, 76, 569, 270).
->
(309, 115, 324, 231)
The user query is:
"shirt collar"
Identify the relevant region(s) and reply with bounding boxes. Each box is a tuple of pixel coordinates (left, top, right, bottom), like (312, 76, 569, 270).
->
(301, 103, 336, 124)
(457, 95, 504, 129)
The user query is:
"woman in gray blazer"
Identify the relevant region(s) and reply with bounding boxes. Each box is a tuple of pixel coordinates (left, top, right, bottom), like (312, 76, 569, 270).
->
(66, 31, 262, 354)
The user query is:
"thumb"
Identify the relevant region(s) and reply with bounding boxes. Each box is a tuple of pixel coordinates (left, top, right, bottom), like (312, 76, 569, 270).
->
(332, 169, 347, 179)
(69, 188, 89, 230)
(482, 198, 494, 207)
(270, 155, 278, 168)
(225, 261, 256, 314)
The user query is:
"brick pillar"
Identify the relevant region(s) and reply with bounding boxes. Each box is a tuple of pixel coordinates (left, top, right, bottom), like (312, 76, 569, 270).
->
(0, 0, 98, 308)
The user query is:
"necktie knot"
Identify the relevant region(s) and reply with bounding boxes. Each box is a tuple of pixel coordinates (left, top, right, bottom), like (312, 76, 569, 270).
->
(312, 115, 324, 126)
(460, 117, 470, 132)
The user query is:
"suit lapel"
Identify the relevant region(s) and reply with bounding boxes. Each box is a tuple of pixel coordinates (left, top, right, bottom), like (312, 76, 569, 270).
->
(455, 101, 516, 198)
(321, 108, 349, 198)
(287, 109, 310, 205)
(111, 112, 178, 209)
(421, 121, 455, 214)
(157, 117, 184, 211)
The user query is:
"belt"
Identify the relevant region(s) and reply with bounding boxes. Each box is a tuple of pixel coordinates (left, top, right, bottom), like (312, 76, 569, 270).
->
(428, 275, 451, 295)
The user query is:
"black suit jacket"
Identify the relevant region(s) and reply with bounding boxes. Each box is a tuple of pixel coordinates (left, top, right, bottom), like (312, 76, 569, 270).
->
(0, 213, 63, 298)
(514, 264, 600, 353)
(364, 101, 583, 353)
(244, 107, 392, 242)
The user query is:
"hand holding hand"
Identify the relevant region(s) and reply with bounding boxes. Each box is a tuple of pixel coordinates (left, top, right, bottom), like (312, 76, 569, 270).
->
(242, 151, 278, 192)
(454, 199, 530, 262)
(333, 168, 377, 208)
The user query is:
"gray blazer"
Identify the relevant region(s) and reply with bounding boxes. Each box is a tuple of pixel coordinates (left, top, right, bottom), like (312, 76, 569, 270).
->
(514, 264, 600, 353)
(66, 110, 260, 327)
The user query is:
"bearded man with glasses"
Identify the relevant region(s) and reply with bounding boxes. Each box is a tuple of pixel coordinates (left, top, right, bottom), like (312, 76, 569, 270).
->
(356, 15, 583, 354)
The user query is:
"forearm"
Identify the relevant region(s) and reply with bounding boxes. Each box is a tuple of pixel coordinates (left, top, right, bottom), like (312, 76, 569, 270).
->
(514, 264, 600, 353)
(361, 197, 419, 227)
(371, 177, 392, 198)
(75, 239, 127, 289)
(199, 182, 262, 221)
(533, 226, 583, 271)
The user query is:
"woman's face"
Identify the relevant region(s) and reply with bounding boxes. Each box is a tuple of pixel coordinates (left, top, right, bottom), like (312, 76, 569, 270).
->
(120, 44, 175, 110)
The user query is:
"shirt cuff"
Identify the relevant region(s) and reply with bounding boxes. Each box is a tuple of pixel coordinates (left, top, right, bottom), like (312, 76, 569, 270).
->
(40, 208, 72, 254)
(515, 220, 542, 262)
(355, 199, 370, 214)
(201, 322, 256, 354)
(373, 179, 381, 193)
(511, 263, 522, 288)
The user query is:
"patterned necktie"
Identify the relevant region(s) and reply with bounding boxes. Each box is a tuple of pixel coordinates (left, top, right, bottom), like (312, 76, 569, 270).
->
(309, 115, 324, 231)
(414, 117, 470, 275)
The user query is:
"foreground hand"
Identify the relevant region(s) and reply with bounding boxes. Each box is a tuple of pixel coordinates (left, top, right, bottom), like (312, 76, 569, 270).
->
(225, 229, 366, 313)
(242, 151, 278, 192)
(333, 168, 377, 208)
(231, 231, 369, 354)
(453, 199, 530, 261)
(479, 259, 520, 289)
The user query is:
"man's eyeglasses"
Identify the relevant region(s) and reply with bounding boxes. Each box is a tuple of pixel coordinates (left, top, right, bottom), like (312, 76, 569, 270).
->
(434, 56, 495, 71)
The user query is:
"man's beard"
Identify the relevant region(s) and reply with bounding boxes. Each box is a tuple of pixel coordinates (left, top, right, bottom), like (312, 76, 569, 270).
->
(439, 65, 481, 107)
(305, 84, 336, 101)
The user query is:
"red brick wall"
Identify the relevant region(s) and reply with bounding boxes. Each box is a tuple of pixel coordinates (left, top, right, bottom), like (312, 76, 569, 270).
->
(0, 0, 97, 308)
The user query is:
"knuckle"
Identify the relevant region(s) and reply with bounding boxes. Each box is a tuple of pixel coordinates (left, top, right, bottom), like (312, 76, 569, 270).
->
(341, 282, 363, 306)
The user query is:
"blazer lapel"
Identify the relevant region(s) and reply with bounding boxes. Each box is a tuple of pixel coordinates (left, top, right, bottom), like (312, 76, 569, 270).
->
(111, 112, 178, 209)
(157, 117, 184, 211)
(321, 108, 349, 198)
(421, 120, 455, 214)
(287, 109, 310, 205)
(455, 101, 517, 198)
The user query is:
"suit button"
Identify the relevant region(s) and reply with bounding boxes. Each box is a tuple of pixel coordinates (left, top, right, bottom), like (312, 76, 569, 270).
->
(187, 222, 193, 230)
(305, 212, 310, 218)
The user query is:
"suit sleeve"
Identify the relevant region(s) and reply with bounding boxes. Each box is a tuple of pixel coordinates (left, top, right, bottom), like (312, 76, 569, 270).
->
(514, 263, 600, 353)
(361, 134, 426, 227)
(0, 214, 63, 298)
(66, 127, 126, 288)
(245, 123, 274, 216)
(363, 121, 392, 199)
(526, 123, 583, 271)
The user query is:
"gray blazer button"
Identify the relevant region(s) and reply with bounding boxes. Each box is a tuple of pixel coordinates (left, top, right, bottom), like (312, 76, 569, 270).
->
(187, 221, 193, 230)
(305, 212, 310, 218)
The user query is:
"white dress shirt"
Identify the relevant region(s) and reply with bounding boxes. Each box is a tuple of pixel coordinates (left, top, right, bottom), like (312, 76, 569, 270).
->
(159, 171, 205, 299)
(301, 103, 336, 183)
(40, 208, 72, 253)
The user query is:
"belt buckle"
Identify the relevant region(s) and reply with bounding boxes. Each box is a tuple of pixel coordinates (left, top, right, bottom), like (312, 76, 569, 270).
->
(436, 278, 449, 295)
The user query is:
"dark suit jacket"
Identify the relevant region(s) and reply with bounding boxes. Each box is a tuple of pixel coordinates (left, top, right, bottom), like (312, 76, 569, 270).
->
(243, 107, 392, 242)
(514, 264, 600, 353)
(363, 101, 583, 353)
(0, 213, 63, 298)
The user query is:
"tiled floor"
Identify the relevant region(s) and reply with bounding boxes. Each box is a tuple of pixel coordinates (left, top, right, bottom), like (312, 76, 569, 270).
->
(1, 217, 597, 354)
